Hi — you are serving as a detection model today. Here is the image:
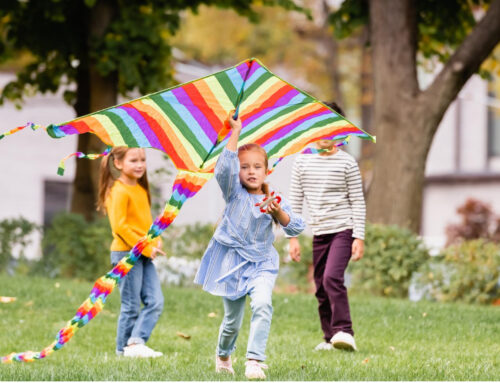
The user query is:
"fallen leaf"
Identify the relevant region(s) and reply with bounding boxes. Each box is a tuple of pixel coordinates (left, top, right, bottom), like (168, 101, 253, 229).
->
(362, 358, 370, 364)
(24, 300, 34, 307)
(233, 357, 238, 364)
(0, 296, 16, 303)
(176, 331, 191, 340)
(422, 312, 427, 317)
(389, 346, 395, 351)
(208, 312, 217, 318)
(54, 282, 60, 288)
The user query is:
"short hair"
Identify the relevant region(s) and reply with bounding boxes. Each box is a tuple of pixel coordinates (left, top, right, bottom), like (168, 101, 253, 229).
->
(322, 101, 345, 117)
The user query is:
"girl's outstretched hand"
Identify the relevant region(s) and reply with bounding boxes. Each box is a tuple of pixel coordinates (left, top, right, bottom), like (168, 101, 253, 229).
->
(266, 200, 282, 216)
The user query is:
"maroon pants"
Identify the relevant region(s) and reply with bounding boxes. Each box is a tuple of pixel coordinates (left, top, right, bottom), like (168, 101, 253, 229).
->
(313, 229, 354, 341)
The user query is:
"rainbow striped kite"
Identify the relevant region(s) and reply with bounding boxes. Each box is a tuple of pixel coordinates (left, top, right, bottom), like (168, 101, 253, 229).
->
(0, 58, 374, 363)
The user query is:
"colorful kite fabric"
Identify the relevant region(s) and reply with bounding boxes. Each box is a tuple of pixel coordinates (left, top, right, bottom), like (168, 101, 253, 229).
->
(0, 57, 374, 364)
(45, 57, 374, 172)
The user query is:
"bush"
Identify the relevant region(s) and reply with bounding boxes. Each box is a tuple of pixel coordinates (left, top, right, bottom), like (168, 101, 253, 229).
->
(36, 215, 215, 283)
(162, 222, 215, 259)
(348, 224, 430, 298)
(36, 213, 112, 280)
(0, 217, 39, 273)
(274, 234, 314, 292)
(417, 240, 500, 305)
(446, 198, 500, 245)
(153, 222, 214, 287)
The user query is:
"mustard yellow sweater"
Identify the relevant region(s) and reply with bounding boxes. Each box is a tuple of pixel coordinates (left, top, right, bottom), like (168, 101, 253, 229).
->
(105, 180, 157, 257)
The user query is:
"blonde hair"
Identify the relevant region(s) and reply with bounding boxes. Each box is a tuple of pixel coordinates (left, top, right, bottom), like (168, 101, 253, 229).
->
(97, 147, 151, 213)
(237, 143, 271, 196)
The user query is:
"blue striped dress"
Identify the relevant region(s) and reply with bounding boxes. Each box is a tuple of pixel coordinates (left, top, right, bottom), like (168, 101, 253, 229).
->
(194, 148, 305, 300)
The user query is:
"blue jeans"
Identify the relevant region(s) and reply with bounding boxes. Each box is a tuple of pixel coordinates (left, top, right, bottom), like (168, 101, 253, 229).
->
(217, 277, 274, 361)
(111, 251, 164, 354)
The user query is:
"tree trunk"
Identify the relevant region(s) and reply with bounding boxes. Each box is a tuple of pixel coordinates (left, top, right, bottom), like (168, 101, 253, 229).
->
(70, 1, 117, 220)
(366, 0, 500, 233)
(321, 0, 345, 107)
(366, 0, 422, 232)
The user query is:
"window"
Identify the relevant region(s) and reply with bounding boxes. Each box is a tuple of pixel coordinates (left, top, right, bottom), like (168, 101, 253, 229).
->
(487, 76, 500, 158)
(43, 180, 71, 227)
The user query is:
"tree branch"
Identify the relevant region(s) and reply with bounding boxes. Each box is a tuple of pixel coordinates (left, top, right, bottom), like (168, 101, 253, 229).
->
(422, 0, 500, 132)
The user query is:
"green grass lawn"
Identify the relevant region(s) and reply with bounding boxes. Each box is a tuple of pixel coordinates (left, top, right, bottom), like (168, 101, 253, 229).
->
(0, 274, 499, 381)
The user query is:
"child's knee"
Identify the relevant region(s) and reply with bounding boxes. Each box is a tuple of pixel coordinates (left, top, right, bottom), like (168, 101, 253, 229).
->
(323, 273, 345, 291)
(222, 316, 242, 333)
(151, 298, 164, 314)
(121, 301, 141, 316)
(250, 297, 273, 316)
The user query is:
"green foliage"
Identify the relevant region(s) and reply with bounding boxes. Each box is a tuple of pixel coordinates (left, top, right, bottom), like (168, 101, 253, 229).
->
(37, 212, 111, 280)
(162, 222, 215, 259)
(349, 224, 430, 298)
(0, 217, 39, 272)
(328, 0, 368, 40)
(0, 0, 303, 107)
(274, 234, 313, 292)
(417, 240, 500, 305)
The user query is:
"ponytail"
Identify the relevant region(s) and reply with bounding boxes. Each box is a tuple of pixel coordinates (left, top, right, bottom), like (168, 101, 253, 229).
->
(97, 153, 115, 213)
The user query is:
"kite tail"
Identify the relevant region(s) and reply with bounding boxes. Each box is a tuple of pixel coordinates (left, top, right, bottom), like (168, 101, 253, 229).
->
(147, 170, 212, 237)
(1, 170, 212, 364)
(57, 146, 112, 176)
(0, 122, 43, 140)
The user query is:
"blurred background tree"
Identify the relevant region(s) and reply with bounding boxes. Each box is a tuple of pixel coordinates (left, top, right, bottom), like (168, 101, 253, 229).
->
(0, 0, 301, 220)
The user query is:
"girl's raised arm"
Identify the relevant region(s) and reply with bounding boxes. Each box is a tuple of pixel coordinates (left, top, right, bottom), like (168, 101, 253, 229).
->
(214, 113, 243, 201)
(225, 113, 242, 151)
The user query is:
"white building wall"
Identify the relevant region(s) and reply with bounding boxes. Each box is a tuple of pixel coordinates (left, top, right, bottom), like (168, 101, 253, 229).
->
(423, 74, 500, 249)
(425, 101, 457, 175)
(459, 76, 489, 172)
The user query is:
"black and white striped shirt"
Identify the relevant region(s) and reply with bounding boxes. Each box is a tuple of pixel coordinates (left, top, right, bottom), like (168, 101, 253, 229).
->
(289, 149, 366, 239)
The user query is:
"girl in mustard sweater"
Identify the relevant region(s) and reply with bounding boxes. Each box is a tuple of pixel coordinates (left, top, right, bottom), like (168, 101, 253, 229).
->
(98, 147, 165, 358)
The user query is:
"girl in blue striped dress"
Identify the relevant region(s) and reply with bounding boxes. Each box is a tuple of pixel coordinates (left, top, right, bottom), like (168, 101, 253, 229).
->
(194, 114, 305, 379)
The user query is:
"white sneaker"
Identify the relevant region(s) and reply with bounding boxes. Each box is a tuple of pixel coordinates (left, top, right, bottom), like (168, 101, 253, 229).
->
(215, 355, 235, 374)
(123, 344, 163, 358)
(330, 331, 357, 351)
(245, 360, 268, 379)
(314, 341, 333, 351)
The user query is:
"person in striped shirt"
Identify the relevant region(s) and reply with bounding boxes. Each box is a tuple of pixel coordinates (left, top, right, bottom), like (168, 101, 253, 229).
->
(288, 102, 366, 352)
(194, 113, 305, 379)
